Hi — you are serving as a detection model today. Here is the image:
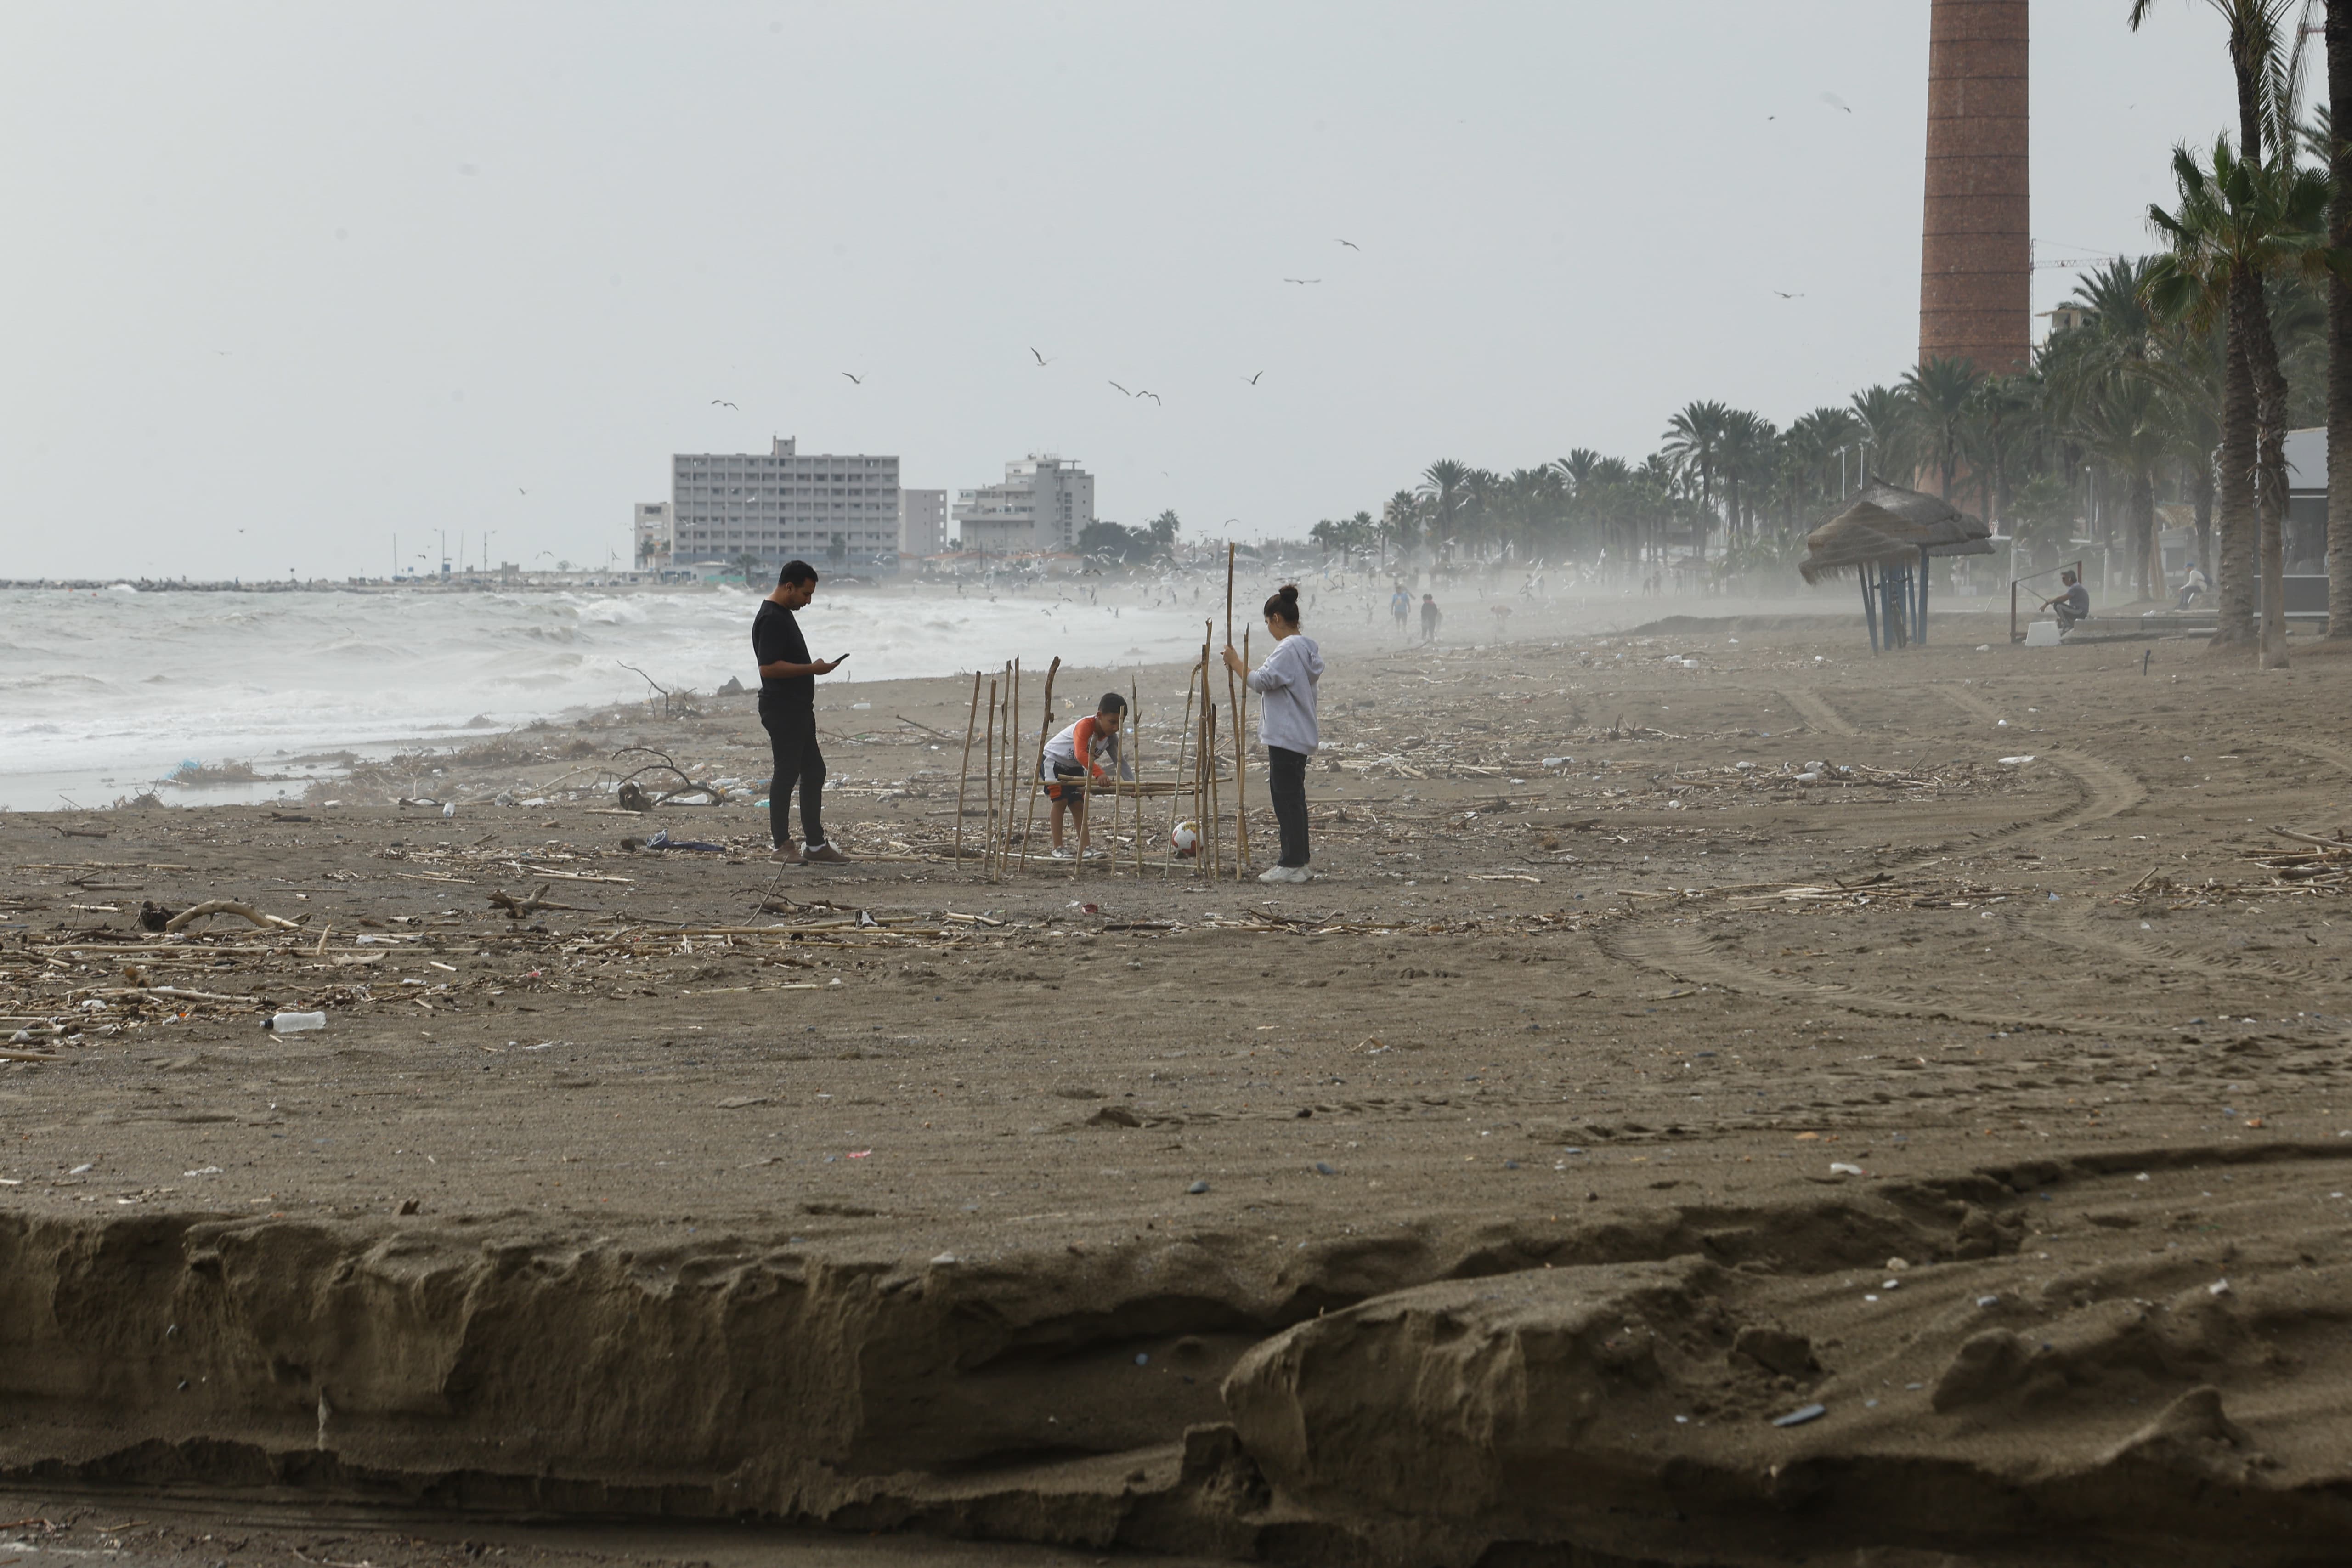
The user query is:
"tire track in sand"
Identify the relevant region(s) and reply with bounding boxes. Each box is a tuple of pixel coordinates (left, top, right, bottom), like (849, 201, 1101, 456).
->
(1777, 688, 1857, 737)
(1935, 683, 2147, 836)
(1603, 923, 2173, 1039)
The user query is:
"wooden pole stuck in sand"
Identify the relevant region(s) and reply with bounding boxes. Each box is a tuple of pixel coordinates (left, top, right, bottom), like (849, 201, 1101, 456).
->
(954, 670, 981, 863)
(1236, 627, 1252, 880)
(1165, 654, 1199, 878)
(1018, 656, 1061, 873)
(980, 675, 999, 881)
(1223, 548, 1248, 876)
(1131, 674, 1144, 878)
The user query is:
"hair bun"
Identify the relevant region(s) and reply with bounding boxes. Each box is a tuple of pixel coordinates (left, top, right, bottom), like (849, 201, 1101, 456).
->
(1277, 583, 1300, 602)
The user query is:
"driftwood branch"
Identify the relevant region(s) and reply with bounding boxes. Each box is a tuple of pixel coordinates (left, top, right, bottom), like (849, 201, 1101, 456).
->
(162, 899, 300, 934)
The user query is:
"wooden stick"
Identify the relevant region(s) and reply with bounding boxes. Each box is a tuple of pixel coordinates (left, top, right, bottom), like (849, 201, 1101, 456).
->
(1236, 626, 1253, 878)
(981, 676, 999, 880)
(1131, 675, 1144, 878)
(954, 670, 982, 863)
(1204, 699, 1221, 880)
(1165, 655, 1200, 877)
(1018, 656, 1061, 873)
(1225, 545, 1247, 876)
(1006, 659, 1020, 873)
(1074, 716, 1092, 876)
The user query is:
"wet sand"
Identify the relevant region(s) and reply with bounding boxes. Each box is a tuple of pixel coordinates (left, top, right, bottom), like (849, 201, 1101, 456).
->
(7, 611, 2352, 1566)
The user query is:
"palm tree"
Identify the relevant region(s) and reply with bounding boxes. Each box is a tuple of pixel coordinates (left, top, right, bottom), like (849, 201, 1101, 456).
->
(1417, 459, 1470, 560)
(1661, 401, 1732, 549)
(2147, 134, 2332, 662)
(1848, 385, 1913, 483)
(2068, 374, 2171, 600)
(2325, 20, 2352, 635)
(2129, 2, 2302, 167)
(1380, 488, 1427, 564)
(1902, 356, 1986, 501)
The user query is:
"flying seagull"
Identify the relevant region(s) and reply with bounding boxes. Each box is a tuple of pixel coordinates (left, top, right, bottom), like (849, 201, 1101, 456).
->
(712, 399, 738, 409)
(1030, 347, 1055, 366)
(842, 371, 863, 384)
(1136, 390, 1161, 404)
(1772, 290, 1805, 299)
(1820, 91, 1852, 113)
(1244, 371, 1264, 385)
(1108, 380, 1132, 396)
(517, 487, 528, 495)
(1283, 277, 1322, 285)
(1335, 238, 1360, 250)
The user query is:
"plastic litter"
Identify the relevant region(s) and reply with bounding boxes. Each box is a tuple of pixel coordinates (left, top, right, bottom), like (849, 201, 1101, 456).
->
(1771, 1403, 1827, 1428)
(264, 1011, 326, 1033)
(1829, 1161, 1864, 1176)
(1186, 1179, 1210, 1194)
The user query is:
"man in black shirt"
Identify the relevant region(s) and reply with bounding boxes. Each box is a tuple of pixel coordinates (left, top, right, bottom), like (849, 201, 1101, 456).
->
(752, 560, 850, 864)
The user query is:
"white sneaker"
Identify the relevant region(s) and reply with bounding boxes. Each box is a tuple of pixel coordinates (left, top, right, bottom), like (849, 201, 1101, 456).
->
(1050, 846, 1074, 860)
(1258, 864, 1311, 884)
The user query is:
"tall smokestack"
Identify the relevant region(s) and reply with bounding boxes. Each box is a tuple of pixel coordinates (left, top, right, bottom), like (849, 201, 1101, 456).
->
(1919, 0, 2030, 377)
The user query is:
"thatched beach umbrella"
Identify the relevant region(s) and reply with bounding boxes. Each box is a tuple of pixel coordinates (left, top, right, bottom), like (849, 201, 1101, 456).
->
(1802, 481, 1991, 651)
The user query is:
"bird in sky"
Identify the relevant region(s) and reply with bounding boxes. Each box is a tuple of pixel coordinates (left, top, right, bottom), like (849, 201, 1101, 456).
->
(1030, 347, 1055, 366)
(1283, 277, 1321, 285)
(1335, 238, 1359, 250)
(1772, 290, 1805, 299)
(517, 487, 528, 495)
(712, 399, 738, 409)
(842, 371, 863, 384)
(214, 350, 232, 356)
(1820, 91, 1852, 113)
(1244, 371, 1265, 385)
(1136, 390, 1162, 404)
(1108, 380, 1132, 396)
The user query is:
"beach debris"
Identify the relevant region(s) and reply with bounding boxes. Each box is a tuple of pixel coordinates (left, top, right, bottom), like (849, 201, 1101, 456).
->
(1770, 1403, 1828, 1428)
(1187, 1179, 1210, 1194)
(262, 1011, 326, 1033)
(163, 900, 300, 934)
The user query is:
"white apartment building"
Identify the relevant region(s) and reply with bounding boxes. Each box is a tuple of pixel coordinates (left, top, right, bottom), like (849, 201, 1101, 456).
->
(953, 453, 1095, 555)
(898, 488, 947, 557)
(633, 502, 673, 570)
(671, 437, 900, 571)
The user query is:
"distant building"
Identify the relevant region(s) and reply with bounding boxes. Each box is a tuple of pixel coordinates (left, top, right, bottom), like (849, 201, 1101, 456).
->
(634, 502, 673, 570)
(954, 454, 1095, 554)
(671, 436, 901, 572)
(899, 488, 947, 557)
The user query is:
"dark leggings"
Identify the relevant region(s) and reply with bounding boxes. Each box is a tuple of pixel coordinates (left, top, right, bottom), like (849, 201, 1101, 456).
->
(1267, 745, 1309, 868)
(761, 706, 826, 849)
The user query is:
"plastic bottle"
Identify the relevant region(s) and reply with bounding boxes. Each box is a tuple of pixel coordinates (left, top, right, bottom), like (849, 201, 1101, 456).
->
(264, 1011, 326, 1033)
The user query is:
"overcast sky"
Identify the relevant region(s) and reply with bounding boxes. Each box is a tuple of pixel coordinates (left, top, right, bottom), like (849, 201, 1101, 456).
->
(1, 2, 2250, 580)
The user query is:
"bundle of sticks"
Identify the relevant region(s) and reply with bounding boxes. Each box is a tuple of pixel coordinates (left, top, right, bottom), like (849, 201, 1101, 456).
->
(942, 546, 1261, 881)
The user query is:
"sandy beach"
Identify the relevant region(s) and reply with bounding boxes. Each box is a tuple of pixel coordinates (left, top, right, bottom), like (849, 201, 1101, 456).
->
(7, 610, 2352, 1566)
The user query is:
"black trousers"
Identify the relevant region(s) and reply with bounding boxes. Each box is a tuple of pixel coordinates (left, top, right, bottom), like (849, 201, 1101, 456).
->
(1267, 745, 1310, 868)
(761, 705, 826, 848)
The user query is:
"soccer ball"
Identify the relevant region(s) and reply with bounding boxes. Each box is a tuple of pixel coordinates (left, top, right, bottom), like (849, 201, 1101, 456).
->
(1171, 820, 1200, 858)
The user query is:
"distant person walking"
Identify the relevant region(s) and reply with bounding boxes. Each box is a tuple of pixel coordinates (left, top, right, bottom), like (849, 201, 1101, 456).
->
(1390, 584, 1411, 634)
(752, 560, 851, 865)
(2176, 562, 2209, 611)
(1420, 593, 1441, 643)
(1224, 584, 1324, 884)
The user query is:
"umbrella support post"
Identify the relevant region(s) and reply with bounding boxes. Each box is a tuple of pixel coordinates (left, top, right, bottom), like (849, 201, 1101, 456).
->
(1860, 564, 1881, 653)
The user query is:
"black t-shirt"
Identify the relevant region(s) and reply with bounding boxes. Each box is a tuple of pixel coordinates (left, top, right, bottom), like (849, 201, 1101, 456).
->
(752, 600, 813, 709)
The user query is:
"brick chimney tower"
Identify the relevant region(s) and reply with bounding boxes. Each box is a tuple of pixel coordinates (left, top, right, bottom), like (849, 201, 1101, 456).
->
(1919, 0, 2030, 377)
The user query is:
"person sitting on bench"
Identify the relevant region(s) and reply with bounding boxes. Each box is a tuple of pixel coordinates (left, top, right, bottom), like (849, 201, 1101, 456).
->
(2045, 570, 2090, 631)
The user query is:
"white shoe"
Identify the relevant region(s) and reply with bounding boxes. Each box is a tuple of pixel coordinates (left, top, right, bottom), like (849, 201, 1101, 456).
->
(1050, 846, 1074, 860)
(1258, 864, 1311, 884)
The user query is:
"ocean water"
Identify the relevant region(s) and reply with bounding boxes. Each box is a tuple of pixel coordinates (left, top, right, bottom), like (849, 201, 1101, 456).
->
(0, 583, 1221, 808)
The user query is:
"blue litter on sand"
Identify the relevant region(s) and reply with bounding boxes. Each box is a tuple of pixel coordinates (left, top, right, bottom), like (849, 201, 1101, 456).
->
(1771, 1404, 1827, 1428)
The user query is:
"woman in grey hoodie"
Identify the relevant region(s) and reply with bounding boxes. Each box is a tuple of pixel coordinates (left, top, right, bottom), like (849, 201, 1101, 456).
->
(1222, 583, 1325, 884)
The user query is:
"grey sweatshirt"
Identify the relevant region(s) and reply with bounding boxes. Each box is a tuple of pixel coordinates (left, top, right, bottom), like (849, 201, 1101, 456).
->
(1246, 634, 1324, 755)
